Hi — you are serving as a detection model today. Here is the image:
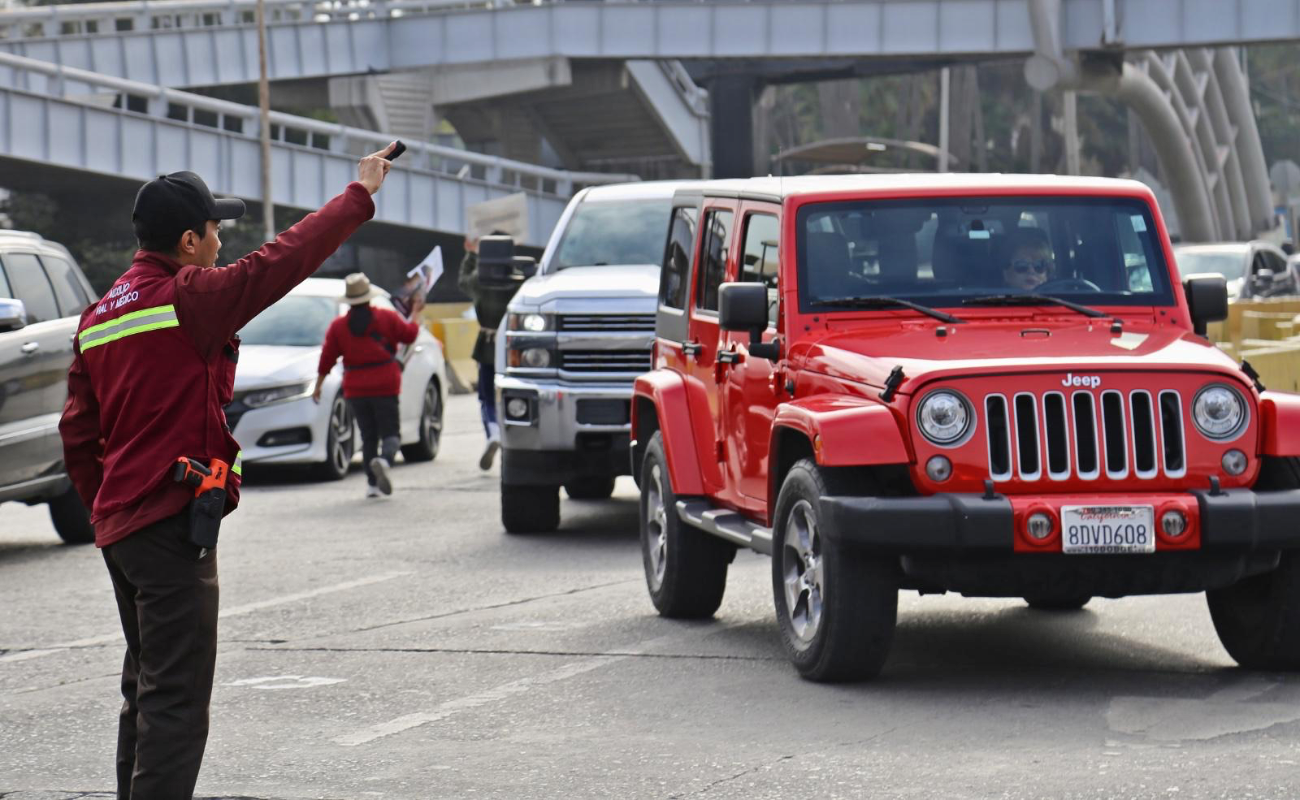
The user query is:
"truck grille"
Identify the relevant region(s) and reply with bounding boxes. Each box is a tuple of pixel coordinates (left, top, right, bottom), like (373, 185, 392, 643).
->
(558, 314, 656, 332)
(559, 349, 653, 374)
(984, 390, 1186, 482)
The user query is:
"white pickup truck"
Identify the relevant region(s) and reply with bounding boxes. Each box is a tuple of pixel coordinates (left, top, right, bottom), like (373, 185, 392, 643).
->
(494, 181, 693, 533)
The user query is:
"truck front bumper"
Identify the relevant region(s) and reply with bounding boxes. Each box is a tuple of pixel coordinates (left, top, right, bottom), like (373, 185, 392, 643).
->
(495, 375, 633, 486)
(820, 488, 1300, 553)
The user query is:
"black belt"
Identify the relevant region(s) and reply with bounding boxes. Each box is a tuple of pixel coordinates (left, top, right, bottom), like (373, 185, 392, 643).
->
(344, 358, 397, 372)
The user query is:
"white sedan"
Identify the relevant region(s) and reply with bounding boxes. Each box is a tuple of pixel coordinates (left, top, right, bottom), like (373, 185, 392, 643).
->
(226, 278, 447, 479)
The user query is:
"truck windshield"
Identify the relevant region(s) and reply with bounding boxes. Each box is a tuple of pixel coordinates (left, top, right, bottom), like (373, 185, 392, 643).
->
(795, 196, 1176, 313)
(239, 295, 339, 346)
(551, 199, 672, 270)
(1175, 249, 1249, 281)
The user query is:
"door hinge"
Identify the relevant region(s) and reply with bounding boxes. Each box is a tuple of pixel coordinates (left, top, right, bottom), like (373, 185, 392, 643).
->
(715, 439, 726, 462)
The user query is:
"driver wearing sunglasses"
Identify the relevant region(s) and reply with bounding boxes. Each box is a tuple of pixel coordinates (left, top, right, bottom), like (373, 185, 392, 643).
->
(1001, 227, 1055, 292)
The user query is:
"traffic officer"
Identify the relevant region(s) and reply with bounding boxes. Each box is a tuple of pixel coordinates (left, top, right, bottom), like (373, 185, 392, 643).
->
(59, 144, 397, 798)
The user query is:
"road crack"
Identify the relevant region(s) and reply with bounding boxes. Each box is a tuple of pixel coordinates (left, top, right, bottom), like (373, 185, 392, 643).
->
(668, 754, 796, 798)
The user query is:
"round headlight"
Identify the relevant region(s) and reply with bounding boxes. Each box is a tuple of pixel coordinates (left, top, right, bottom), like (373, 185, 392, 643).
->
(1193, 384, 1246, 440)
(522, 313, 548, 332)
(506, 397, 530, 420)
(917, 391, 972, 445)
(521, 347, 551, 368)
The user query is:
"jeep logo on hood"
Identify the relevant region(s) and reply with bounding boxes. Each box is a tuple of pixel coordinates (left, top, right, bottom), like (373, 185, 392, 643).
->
(1062, 373, 1102, 388)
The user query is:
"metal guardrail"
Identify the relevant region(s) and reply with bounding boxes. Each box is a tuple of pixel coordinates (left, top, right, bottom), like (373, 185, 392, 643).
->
(0, 49, 634, 198)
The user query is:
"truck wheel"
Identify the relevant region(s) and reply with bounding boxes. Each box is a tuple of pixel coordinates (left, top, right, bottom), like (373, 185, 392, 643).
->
(401, 379, 443, 463)
(565, 477, 616, 500)
(1207, 552, 1300, 669)
(48, 484, 94, 545)
(1024, 595, 1091, 611)
(501, 483, 560, 534)
(772, 460, 897, 682)
(639, 431, 732, 618)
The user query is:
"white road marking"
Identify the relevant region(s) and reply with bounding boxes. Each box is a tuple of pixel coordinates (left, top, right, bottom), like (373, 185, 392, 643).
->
(334, 624, 740, 747)
(0, 572, 409, 665)
(225, 675, 347, 690)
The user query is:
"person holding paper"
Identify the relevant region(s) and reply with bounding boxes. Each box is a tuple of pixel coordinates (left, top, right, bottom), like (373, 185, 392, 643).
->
(458, 236, 512, 470)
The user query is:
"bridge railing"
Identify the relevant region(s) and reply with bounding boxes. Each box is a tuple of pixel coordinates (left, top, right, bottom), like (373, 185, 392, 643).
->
(0, 50, 635, 196)
(0, 0, 526, 40)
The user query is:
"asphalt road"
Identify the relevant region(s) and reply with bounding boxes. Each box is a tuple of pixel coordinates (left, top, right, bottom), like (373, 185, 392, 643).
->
(3, 395, 1300, 799)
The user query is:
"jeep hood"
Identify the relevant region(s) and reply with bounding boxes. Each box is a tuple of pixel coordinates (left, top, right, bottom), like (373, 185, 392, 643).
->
(511, 264, 661, 308)
(804, 322, 1243, 392)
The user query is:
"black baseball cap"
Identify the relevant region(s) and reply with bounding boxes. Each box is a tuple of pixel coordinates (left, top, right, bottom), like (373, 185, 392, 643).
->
(132, 171, 245, 243)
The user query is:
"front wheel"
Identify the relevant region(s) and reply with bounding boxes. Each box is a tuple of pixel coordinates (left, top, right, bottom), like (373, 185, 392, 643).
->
(401, 379, 443, 463)
(565, 477, 616, 500)
(639, 432, 732, 618)
(1208, 553, 1300, 669)
(48, 484, 94, 544)
(771, 460, 897, 682)
(313, 393, 355, 481)
(501, 483, 560, 534)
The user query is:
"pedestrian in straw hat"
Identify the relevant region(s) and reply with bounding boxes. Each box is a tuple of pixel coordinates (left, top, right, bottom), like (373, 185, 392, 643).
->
(314, 272, 425, 497)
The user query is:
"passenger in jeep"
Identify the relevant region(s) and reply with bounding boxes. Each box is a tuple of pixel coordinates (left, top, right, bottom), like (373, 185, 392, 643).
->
(1001, 227, 1055, 291)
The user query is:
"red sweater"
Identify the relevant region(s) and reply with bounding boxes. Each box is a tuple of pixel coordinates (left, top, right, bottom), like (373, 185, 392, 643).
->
(319, 307, 420, 398)
(60, 182, 376, 547)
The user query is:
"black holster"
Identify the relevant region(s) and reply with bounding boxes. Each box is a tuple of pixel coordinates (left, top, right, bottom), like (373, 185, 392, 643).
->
(189, 489, 226, 549)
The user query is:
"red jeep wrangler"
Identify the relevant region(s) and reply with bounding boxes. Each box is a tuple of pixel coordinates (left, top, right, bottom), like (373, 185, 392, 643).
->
(631, 175, 1300, 682)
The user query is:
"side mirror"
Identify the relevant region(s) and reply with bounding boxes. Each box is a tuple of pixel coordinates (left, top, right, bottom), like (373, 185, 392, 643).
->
(1283, 242, 1295, 256)
(0, 298, 26, 333)
(1253, 268, 1276, 292)
(1184, 274, 1229, 337)
(477, 235, 518, 288)
(513, 255, 538, 280)
(719, 282, 780, 361)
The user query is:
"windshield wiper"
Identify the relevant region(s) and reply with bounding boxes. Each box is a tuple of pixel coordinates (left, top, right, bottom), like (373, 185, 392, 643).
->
(962, 293, 1108, 319)
(814, 296, 965, 324)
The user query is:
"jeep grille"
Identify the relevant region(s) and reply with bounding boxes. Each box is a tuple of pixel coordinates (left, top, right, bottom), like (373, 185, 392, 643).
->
(984, 389, 1186, 482)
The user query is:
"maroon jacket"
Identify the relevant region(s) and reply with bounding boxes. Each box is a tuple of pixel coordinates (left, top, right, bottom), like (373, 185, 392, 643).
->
(319, 307, 420, 399)
(60, 182, 375, 548)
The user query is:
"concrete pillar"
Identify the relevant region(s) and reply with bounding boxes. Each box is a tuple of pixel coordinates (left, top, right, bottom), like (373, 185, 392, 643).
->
(709, 75, 758, 179)
(1214, 48, 1273, 235)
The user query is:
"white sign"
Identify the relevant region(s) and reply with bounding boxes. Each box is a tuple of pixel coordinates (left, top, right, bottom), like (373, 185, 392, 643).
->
(467, 192, 529, 242)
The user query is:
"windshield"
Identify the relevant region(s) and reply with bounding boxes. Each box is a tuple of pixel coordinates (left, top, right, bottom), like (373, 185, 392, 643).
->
(796, 196, 1175, 312)
(551, 199, 672, 269)
(1175, 250, 1248, 281)
(239, 295, 339, 346)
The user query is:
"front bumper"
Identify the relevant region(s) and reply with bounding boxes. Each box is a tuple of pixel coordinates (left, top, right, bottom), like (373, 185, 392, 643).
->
(495, 375, 634, 485)
(229, 396, 326, 465)
(820, 488, 1300, 553)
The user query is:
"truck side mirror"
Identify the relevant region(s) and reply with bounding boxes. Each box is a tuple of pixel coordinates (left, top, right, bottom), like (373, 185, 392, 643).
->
(1184, 274, 1228, 337)
(513, 256, 538, 279)
(719, 282, 780, 361)
(1253, 268, 1276, 293)
(0, 298, 26, 333)
(477, 235, 518, 288)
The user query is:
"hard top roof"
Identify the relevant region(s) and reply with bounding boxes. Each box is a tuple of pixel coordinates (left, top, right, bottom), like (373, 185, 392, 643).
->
(673, 173, 1156, 203)
(579, 180, 700, 202)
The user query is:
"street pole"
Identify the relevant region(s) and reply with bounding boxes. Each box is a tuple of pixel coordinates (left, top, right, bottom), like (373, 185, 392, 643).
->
(938, 67, 951, 173)
(256, 0, 274, 242)
(1063, 89, 1081, 176)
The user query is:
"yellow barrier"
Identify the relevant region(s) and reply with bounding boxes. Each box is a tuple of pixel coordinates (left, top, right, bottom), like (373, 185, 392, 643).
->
(1238, 343, 1300, 393)
(419, 303, 481, 395)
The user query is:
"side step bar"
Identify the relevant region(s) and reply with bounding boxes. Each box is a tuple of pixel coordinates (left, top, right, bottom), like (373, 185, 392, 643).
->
(676, 499, 773, 555)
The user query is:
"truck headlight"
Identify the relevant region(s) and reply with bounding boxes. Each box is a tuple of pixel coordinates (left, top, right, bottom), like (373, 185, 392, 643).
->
(243, 381, 313, 408)
(1192, 384, 1246, 440)
(520, 347, 552, 368)
(508, 312, 553, 332)
(917, 390, 973, 446)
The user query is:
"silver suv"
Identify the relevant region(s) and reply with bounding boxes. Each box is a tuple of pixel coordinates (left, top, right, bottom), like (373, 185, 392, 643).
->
(0, 231, 96, 543)
(495, 182, 694, 533)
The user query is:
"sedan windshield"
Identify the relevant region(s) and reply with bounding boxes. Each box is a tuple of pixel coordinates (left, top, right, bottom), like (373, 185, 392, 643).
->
(551, 199, 672, 269)
(796, 196, 1175, 312)
(1175, 249, 1249, 281)
(239, 295, 339, 346)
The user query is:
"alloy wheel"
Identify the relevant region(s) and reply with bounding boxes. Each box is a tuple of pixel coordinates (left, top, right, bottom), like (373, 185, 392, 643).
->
(645, 463, 669, 591)
(330, 396, 354, 475)
(782, 499, 824, 644)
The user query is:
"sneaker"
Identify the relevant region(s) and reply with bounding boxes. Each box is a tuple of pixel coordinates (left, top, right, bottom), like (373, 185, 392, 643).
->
(370, 457, 392, 495)
(479, 437, 500, 471)
(365, 485, 381, 499)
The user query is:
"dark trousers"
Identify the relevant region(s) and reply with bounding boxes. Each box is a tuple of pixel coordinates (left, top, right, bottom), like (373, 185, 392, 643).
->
(349, 394, 400, 485)
(477, 360, 497, 438)
(102, 510, 219, 800)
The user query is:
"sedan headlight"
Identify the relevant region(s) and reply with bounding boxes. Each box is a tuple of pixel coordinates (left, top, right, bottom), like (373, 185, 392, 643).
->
(243, 381, 313, 408)
(508, 312, 554, 332)
(1193, 384, 1247, 440)
(917, 390, 973, 446)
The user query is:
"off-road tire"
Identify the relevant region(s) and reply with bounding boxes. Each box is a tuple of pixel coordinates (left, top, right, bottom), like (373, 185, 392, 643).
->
(639, 432, 732, 618)
(313, 393, 354, 481)
(1024, 595, 1092, 611)
(1208, 552, 1300, 669)
(401, 379, 443, 463)
(48, 484, 94, 544)
(771, 459, 897, 682)
(501, 483, 560, 534)
(565, 477, 617, 500)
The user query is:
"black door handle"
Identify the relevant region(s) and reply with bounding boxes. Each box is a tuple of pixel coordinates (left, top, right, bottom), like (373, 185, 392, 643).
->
(682, 341, 703, 357)
(717, 349, 739, 364)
